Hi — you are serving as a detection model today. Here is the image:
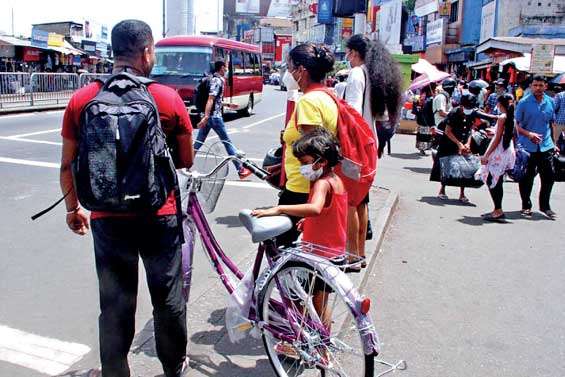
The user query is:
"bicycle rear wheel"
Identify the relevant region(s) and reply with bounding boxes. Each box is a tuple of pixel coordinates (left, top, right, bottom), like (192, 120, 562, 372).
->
(258, 261, 374, 377)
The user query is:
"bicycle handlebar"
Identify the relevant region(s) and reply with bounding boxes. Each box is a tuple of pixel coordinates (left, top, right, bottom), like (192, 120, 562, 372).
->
(179, 153, 270, 182)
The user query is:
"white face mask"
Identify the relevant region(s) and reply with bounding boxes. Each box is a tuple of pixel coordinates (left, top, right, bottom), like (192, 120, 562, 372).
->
(282, 70, 299, 91)
(463, 108, 474, 115)
(299, 160, 323, 181)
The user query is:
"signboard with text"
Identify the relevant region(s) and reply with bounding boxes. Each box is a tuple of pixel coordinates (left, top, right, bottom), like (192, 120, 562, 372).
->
(426, 18, 444, 46)
(318, 0, 334, 24)
(530, 44, 555, 75)
(415, 0, 438, 17)
(480, 1, 496, 43)
(379, 0, 403, 52)
(31, 27, 49, 49)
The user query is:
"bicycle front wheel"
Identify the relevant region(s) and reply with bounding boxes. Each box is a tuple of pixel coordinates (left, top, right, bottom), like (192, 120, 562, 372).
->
(258, 261, 374, 377)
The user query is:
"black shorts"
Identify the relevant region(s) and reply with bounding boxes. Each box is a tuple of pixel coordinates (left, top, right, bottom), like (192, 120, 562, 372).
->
(361, 193, 370, 205)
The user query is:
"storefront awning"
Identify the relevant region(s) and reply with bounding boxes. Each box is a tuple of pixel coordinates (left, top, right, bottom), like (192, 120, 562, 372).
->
(0, 35, 32, 48)
(477, 37, 565, 56)
(500, 53, 565, 74)
(465, 59, 493, 70)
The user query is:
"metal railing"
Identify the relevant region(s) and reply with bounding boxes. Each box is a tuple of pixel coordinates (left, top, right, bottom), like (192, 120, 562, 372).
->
(0, 72, 111, 111)
(0, 73, 32, 109)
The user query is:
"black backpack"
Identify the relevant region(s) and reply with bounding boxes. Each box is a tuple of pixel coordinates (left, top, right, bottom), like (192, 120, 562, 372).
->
(72, 72, 178, 213)
(194, 75, 212, 113)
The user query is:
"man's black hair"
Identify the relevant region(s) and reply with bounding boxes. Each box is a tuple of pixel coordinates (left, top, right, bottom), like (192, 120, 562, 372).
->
(111, 20, 153, 59)
(532, 74, 547, 83)
(214, 60, 226, 73)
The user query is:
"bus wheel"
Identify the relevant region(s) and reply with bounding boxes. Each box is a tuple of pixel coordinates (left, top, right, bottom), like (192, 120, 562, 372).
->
(240, 94, 254, 117)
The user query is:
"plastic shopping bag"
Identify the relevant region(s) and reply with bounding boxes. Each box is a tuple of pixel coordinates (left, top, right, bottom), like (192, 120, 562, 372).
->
(225, 269, 259, 343)
(439, 154, 484, 188)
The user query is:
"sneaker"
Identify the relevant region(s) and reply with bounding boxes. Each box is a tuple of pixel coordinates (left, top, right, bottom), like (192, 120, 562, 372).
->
(238, 167, 252, 180)
(541, 209, 557, 220)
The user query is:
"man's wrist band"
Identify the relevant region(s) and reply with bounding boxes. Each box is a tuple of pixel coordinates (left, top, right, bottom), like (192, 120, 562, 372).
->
(66, 206, 80, 214)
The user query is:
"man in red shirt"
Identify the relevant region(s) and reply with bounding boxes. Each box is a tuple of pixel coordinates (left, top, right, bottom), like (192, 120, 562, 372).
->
(59, 20, 193, 377)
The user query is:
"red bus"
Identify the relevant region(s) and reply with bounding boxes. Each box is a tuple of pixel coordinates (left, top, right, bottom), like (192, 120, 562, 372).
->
(150, 36, 263, 116)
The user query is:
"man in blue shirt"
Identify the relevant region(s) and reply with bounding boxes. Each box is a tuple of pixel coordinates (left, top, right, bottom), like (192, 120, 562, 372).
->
(515, 75, 558, 219)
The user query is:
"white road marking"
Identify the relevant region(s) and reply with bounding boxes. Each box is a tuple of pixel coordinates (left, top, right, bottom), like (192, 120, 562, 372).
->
(0, 157, 59, 168)
(0, 325, 90, 376)
(0, 136, 62, 146)
(7, 128, 61, 138)
(0, 157, 273, 189)
(242, 112, 285, 129)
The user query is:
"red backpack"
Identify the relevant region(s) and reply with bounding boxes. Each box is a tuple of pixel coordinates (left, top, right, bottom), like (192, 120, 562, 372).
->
(311, 88, 378, 207)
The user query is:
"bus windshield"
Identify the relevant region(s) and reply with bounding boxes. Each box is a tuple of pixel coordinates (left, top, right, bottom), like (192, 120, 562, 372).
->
(151, 46, 212, 77)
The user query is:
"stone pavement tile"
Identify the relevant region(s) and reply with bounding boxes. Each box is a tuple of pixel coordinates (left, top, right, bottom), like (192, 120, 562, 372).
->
(125, 186, 399, 376)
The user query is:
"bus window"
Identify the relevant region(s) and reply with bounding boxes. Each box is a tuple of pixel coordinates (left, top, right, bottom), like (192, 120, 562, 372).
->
(152, 46, 212, 78)
(252, 54, 261, 76)
(232, 51, 245, 76)
(244, 53, 254, 76)
(215, 48, 225, 61)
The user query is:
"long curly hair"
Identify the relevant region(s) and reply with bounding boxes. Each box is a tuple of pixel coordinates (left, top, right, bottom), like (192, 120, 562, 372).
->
(498, 93, 515, 150)
(347, 35, 403, 124)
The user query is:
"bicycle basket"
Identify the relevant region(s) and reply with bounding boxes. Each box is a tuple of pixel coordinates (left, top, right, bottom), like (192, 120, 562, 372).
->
(192, 141, 230, 213)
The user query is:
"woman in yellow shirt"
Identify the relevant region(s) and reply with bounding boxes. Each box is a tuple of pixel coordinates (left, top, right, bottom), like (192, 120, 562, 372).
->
(276, 43, 338, 248)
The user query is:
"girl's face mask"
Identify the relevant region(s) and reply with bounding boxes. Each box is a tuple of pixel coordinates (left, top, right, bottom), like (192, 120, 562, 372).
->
(463, 108, 474, 115)
(299, 159, 323, 181)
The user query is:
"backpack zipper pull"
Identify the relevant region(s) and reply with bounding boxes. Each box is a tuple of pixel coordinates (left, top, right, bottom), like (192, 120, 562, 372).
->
(116, 127, 120, 141)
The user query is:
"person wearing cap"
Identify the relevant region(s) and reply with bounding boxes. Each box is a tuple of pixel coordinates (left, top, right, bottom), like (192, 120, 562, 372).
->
(486, 79, 511, 115)
(553, 84, 565, 143)
(430, 92, 476, 202)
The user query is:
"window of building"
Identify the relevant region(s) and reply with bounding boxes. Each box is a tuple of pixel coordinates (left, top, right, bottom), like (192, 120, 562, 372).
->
(449, 1, 459, 23)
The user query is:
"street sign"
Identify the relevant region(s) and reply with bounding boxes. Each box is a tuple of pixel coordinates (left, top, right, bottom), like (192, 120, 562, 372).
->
(530, 44, 555, 76)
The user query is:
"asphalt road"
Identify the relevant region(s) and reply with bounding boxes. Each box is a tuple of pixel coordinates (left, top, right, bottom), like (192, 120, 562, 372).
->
(1, 85, 564, 377)
(0, 85, 288, 377)
(365, 135, 565, 377)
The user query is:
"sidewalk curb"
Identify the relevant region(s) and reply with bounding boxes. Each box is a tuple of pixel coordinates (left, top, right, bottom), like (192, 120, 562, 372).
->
(0, 104, 67, 115)
(360, 188, 399, 291)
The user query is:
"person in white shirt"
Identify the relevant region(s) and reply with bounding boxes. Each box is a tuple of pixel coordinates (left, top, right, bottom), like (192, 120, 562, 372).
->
(343, 34, 402, 271)
(334, 74, 348, 99)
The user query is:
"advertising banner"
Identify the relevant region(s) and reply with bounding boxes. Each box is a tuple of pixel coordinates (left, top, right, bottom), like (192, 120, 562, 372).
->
(415, 0, 438, 17)
(275, 35, 292, 62)
(378, 0, 403, 49)
(23, 47, 41, 62)
(267, 0, 292, 17)
(530, 45, 555, 75)
(82, 40, 97, 54)
(318, 0, 334, 24)
(480, 1, 495, 43)
(0, 45, 16, 58)
(236, 0, 260, 14)
(426, 18, 444, 46)
(48, 33, 65, 47)
(31, 27, 49, 49)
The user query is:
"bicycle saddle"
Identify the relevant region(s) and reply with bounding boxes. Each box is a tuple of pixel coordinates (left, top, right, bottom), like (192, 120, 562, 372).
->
(238, 209, 292, 243)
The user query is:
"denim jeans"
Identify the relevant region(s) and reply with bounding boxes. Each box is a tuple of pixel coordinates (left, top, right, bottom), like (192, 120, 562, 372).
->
(194, 116, 242, 172)
(519, 150, 555, 211)
(91, 215, 187, 377)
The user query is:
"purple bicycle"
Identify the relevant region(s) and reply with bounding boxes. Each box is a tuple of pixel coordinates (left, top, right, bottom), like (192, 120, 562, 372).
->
(178, 147, 406, 377)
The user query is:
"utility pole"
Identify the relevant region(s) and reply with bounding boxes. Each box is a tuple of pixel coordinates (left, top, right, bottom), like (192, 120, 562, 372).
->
(11, 8, 15, 36)
(162, 0, 166, 38)
(187, 0, 195, 35)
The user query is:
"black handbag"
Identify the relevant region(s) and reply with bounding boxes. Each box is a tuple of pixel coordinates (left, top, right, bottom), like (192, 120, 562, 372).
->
(554, 153, 565, 182)
(470, 130, 490, 155)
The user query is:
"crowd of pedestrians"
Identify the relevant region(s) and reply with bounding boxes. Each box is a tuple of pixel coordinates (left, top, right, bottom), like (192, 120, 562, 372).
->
(54, 16, 561, 377)
(412, 73, 562, 222)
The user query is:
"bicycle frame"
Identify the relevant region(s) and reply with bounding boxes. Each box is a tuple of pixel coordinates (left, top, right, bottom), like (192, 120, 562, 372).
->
(183, 188, 380, 356)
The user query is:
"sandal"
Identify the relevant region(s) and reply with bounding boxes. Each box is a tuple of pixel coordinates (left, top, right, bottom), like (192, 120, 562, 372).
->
(459, 196, 470, 204)
(520, 209, 533, 218)
(483, 213, 506, 223)
(541, 209, 557, 220)
(360, 256, 367, 269)
(437, 194, 448, 200)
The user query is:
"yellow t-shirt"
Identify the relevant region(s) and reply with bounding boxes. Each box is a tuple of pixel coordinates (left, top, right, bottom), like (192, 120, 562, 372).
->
(283, 90, 338, 194)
